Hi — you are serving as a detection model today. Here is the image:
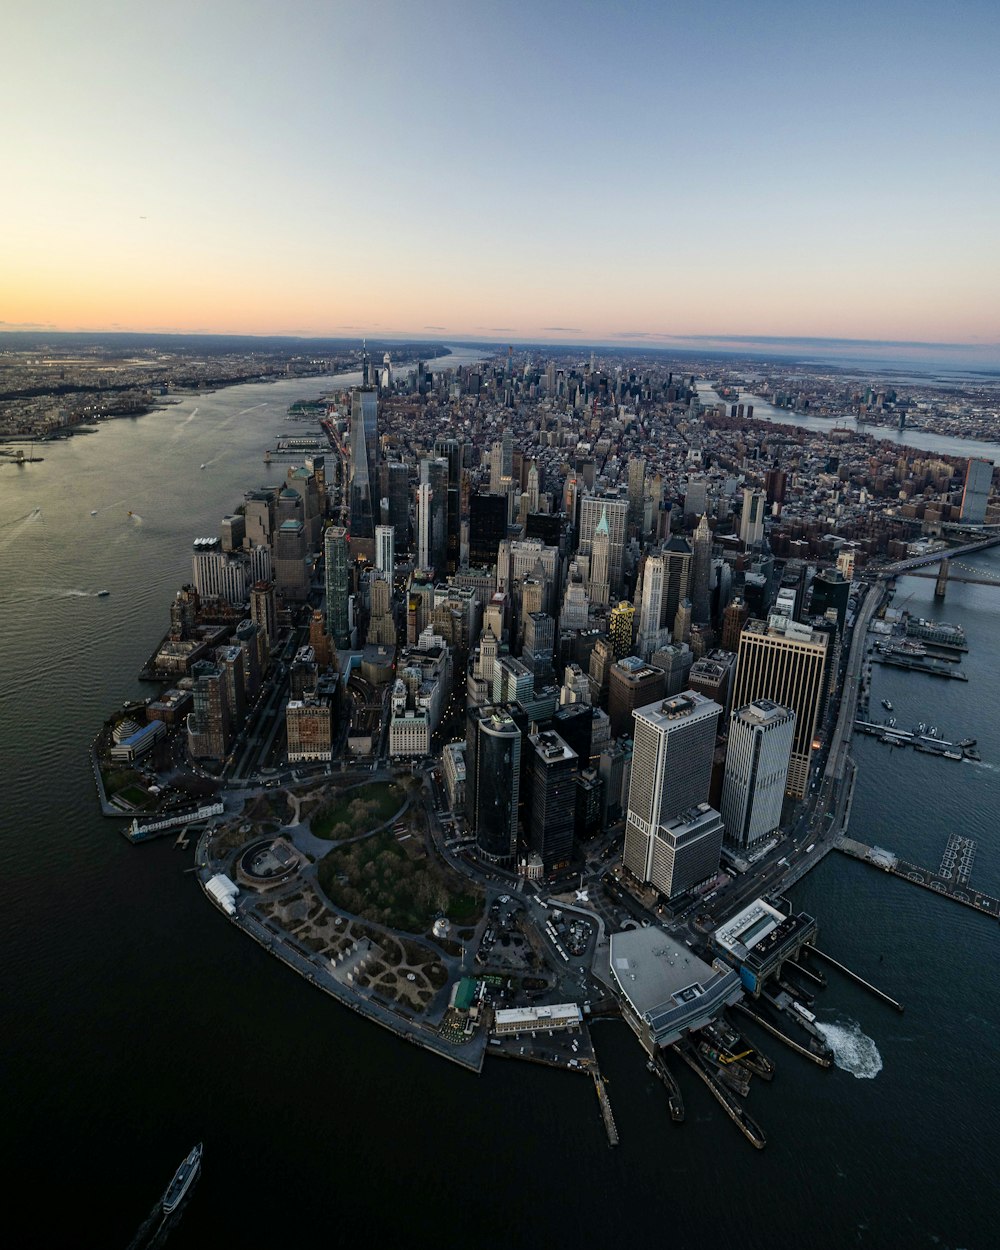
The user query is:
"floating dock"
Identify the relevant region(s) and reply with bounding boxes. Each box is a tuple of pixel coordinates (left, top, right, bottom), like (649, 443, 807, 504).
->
(836, 836, 1000, 919)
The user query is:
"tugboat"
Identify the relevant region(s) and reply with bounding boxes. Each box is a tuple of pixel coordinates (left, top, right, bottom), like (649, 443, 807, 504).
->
(162, 1142, 202, 1214)
(882, 698, 893, 711)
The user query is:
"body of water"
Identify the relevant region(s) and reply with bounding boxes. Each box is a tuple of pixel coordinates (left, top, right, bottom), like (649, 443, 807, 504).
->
(700, 382, 1000, 462)
(2, 357, 996, 1248)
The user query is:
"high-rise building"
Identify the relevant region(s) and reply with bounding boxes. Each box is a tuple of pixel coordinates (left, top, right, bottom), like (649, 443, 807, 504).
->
(524, 729, 578, 873)
(324, 526, 351, 649)
(689, 649, 737, 720)
(608, 601, 636, 659)
(286, 698, 333, 762)
(621, 691, 722, 889)
(721, 699, 795, 847)
(636, 552, 666, 659)
(660, 537, 693, 631)
(383, 461, 410, 551)
(589, 508, 611, 606)
(249, 580, 277, 646)
(416, 482, 434, 574)
(691, 515, 713, 624)
(348, 388, 379, 557)
(732, 616, 829, 798)
(809, 569, 850, 633)
(632, 803, 725, 898)
(434, 437, 463, 573)
(419, 457, 448, 575)
(739, 489, 766, 547)
(627, 456, 647, 530)
(722, 597, 749, 651)
(375, 524, 395, 579)
(578, 494, 628, 595)
(186, 660, 231, 761)
(608, 656, 667, 738)
(650, 641, 693, 696)
(469, 493, 508, 568)
(272, 520, 309, 601)
(466, 706, 521, 863)
(960, 458, 993, 524)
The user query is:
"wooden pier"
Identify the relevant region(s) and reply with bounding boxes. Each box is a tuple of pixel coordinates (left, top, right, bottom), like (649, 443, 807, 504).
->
(591, 1069, 619, 1147)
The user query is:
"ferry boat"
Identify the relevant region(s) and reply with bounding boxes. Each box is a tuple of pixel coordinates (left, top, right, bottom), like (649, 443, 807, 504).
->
(882, 698, 893, 711)
(162, 1142, 202, 1214)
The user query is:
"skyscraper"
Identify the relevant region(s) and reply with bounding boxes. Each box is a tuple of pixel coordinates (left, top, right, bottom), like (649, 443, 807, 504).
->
(960, 457, 993, 524)
(739, 488, 766, 547)
(636, 552, 666, 659)
(466, 706, 521, 863)
(608, 656, 667, 738)
(721, 699, 795, 847)
(691, 515, 712, 624)
(589, 507, 611, 606)
(627, 456, 647, 530)
(524, 729, 578, 873)
(383, 461, 410, 552)
(622, 691, 722, 888)
(324, 526, 351, 649)
(375, 524, 395, 579)
(469, 493, 507, 568)
(608, 601, 636, 659)
(349, 387, 379, 557)
(578, 494, 628, 596)
(732, 616, 829, 798)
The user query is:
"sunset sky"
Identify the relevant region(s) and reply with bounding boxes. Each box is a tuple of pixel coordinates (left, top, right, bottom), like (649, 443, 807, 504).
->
(3, 0, 999, 349)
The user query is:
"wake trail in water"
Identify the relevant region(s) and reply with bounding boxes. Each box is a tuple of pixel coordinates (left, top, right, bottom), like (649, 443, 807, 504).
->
(171, 406, 200, 440)
(815, 1019, 883, 1079)
(0, 508, 43, 550)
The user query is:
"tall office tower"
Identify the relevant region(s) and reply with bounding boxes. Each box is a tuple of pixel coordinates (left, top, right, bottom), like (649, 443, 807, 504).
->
(650, 641, 693, 696)
(635, 804, 725, 899)
(560, 572, 590, 631)
(324, 526, 351, 648)
(621, 691, 722, 887)
(809, 569, 850, 633)
(523, 611, 555, 677)
(416, 482, 434, 573)
(422, 458, 448, 574)
(286, 698, 333, 762)
(524, 729, 578, 874)
(732, 616, 829, 798)
(489, 430, 514, 493)
(249, 544, 272, 585)
(220, 513, 246, 553)
(384, 462, 410, 551)
(215, 644, 247, 726)
(691, 515, 713, 624)
(235, 618, 265, 695)
(273, 520, 309, 601)
(578, 495, 628, 595)
(433, 437, 463, 572)
(588, 637, 614, 708)
(186, 660, 231, 761)
(466, 706, 521, 863)
(286, 465, 323, 548)
(722, 597, 749, 651)
(683, 477, 708, 522)
(526, 461, 540, 513)
(721, 699, 795, 848)
(249, 580, 277, 646)
(348, 387, 379, 557)
(961, 458, 993, 524)
(739, 489, 766, 548)
(307, 608, 333, 669)
(661, 536, 693, 629)
(244, 488, 277, 549)
(493, 654, 533, 706)
(627, 456, 647, 530)
(469, 493, 508, 567)
(608, 600, 636, 659)
(375, 524, 395, 579)
(589, 508, 611, 606)
(689, 649, 738, 720)
(836, 547, 856, 580)
(636, 553, 666, 659)
(608, 656, 667, 738)
(673, 597, 692, 644)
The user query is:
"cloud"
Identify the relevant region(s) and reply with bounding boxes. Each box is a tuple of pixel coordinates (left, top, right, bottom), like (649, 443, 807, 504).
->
(423, 325, 447, 330)
(542, 326, 583, 333)
(0, 320, 56, 330)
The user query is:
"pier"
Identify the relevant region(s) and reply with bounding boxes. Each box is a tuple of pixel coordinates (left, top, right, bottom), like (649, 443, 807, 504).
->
(804, 946, 904, 1013)
(835, 837, 1000, 919)
(591, 1069, 619, 1147)
(731, 1001, 833, 1068)
(852, 719, 975, 760)
(869, 652, 968, 680)
(647, 1052, 685, 1122)
(672, 1042, 766, 1150)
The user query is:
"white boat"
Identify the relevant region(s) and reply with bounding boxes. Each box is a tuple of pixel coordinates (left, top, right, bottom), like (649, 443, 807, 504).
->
(90, 510, 98, 516)
(199, 463, 206, 470)
(162, 1142, 202, 1214)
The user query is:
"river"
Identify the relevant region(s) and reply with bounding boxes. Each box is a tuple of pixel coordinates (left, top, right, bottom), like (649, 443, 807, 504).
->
(698, 381, 1000, 462)
(2, 353, 996, 1248)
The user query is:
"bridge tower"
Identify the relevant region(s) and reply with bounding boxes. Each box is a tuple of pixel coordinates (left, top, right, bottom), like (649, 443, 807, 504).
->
(934, 558, 949, 600)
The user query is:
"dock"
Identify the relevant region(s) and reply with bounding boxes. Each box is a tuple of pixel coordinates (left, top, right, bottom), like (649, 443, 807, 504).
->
(804, 946, 904, 1013)
(852, 720, 974, 761)
(591, 1069, 619, 1147)
(870, 652, 968, 680)
(732, 1002, 832, 1068)
(647, 1052, 685, 1122)
(672, 1042, 766, 1150)
(836, 836, 1000, 919)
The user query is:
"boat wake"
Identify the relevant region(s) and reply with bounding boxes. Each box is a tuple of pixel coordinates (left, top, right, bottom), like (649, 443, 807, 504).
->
(814, 1019, 883, 1079)
(0, 508, 43, 550)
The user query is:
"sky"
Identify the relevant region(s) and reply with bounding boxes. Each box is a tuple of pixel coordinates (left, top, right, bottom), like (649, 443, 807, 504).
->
(3, 0, 999, 352)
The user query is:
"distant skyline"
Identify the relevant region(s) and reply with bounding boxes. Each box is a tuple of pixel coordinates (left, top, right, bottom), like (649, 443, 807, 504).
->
(4, 1, 999, 348)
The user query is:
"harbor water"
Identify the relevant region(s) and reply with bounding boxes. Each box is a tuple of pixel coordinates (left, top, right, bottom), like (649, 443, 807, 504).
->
(2, 361, 997, 1248)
